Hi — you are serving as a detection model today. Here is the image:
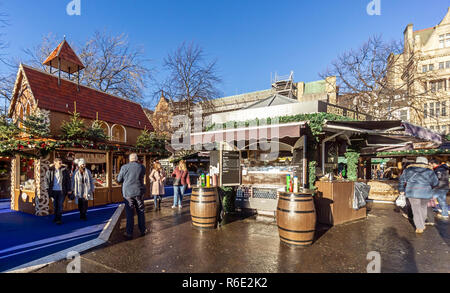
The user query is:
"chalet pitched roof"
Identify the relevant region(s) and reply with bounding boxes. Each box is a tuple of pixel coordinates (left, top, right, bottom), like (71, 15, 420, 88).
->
(16, 65, 153, 131)
(43, 40, 85, 73)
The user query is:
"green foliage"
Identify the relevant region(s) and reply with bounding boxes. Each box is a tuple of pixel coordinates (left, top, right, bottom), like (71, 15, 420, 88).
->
(86, 120, 108, 142)
(136, 129, 169, 157)
(377, 149, 450, 157)
(220, 186, 235, 213)
(20, 113, 50, 138)
(60, 112, 87, 140)
(345, 151, 360, 181)
(308, 161, 317, 190)
(0, 115, 20, 140)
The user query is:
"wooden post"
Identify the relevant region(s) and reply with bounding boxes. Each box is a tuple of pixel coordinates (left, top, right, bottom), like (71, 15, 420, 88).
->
(365, 158, 372, 180)
(144, 154, 151, 199)
(106, 151, 112, 203)
(58, 57, 61, 86)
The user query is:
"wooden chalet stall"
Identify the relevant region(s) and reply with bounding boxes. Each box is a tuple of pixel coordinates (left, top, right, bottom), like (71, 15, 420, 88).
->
(319, 120, 442, 205)
(192, 122, 309, 216)
(7, 40, 157, 216)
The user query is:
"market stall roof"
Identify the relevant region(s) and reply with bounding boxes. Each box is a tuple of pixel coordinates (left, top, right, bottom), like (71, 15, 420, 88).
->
(190, 121, 307, 149)
(323, 120, 442, 144)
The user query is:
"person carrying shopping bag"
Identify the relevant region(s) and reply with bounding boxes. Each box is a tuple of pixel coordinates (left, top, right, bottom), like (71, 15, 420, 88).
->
(150, 161, 166, 210)
(171, 160, 191, 209)
(71, 158, 95, 221)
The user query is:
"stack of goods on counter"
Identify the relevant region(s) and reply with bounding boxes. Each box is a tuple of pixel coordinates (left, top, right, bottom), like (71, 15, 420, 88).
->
(367, 180, 399, 201)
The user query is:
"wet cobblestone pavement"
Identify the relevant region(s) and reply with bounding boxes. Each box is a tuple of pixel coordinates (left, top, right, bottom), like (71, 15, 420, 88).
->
(35, 198, 449, 273)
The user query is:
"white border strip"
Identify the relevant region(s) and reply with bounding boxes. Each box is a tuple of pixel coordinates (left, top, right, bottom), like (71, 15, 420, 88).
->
(6, 204, 125, 273)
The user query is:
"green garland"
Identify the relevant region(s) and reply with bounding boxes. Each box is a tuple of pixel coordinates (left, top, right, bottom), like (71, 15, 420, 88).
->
(220, 186, 235, 213)
(205, 112, 354, 141)
(309, 161, 317, 190)
(377, 149, 450, 157)
(345, 151, 359, 181)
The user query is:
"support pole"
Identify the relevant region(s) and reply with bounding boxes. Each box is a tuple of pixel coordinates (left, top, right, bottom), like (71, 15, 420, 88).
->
(58, 58, 61, 86)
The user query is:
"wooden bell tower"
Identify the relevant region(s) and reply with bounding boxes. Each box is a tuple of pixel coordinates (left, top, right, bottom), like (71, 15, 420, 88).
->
(42, 37, 85, 90)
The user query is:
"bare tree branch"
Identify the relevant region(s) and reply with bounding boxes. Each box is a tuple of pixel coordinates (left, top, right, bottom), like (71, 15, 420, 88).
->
(160, 41, 221, 117)
(23, 31, 152, 102)
(321, 35, 441, 126)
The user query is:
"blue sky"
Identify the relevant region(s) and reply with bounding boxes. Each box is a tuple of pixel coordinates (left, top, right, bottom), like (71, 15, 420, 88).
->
(1, 0, 449, 108)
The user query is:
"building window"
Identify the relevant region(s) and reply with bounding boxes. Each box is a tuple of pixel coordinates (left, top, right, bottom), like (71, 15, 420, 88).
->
(442, 125, 447, 134)
(430, 102, 434, 117)
(98, 122, 110, 139)
(430, 80, 446, 92)
(436, 102, 440, 117)
(19, 158, 35, 191)
(443, 101, 447, 117)
(440, 62, 445, 70)
(429, 64, 434, 71)
(424, 103, 427, 118)
(440, 35, 445, 48)
(111, 124, 126, 143)
(446, 61, 450, 68)
(422, 65, 428, 73)
(447, 33, 450, 47)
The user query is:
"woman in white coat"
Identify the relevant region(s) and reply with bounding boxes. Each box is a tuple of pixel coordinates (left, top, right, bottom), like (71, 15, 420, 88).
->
(72, 158, 95, 220)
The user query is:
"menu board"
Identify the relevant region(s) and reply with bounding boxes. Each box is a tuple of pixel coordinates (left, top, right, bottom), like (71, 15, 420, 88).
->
(221, 151, 240, 186)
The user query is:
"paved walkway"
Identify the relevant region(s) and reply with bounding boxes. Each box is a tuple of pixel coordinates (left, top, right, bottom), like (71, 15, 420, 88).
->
(0, 201, 119, 272)
(33, 197, 450, 273)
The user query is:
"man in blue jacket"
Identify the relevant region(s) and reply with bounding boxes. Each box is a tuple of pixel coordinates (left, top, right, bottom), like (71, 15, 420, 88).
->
(399, 157, 439, 234)
(117, 153, 147, 239)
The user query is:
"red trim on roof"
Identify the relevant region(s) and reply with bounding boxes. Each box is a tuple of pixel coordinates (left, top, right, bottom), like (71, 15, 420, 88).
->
(22, 65, 153, 131)
(414, 27, 434, 33)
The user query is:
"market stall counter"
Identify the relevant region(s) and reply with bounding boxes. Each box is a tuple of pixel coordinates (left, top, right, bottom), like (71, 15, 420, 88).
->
(314, 180, 367, 226)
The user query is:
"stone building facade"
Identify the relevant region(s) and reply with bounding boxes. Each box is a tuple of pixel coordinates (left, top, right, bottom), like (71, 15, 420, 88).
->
(388, 7, 450, 132)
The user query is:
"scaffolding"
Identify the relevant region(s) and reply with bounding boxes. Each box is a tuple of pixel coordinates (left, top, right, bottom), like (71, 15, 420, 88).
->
(271, 71, 297, 99)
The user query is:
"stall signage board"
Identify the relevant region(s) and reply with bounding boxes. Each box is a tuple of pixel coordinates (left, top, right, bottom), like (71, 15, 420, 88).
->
(221, 151, 240, 186)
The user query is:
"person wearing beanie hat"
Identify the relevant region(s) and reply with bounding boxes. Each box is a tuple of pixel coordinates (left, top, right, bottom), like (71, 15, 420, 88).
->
(399, 157, 439, 233)
(71, 158, 95, 220)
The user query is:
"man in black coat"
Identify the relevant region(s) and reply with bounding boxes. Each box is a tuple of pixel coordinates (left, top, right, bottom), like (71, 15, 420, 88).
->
(44, 158, 72, 225)
(430, 159, 449, 220)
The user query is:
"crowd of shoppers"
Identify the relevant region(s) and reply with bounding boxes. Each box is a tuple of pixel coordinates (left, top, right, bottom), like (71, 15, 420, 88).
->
(45, 154, 193, 239)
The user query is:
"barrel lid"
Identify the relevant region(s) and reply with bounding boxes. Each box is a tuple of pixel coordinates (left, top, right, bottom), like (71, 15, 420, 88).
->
(279, 189, 315, 196)
(192, 187, 218, 191)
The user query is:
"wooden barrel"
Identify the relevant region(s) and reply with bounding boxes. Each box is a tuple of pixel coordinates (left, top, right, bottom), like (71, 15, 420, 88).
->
(277, 190, 316, 247)
(190, 187, 219, 229)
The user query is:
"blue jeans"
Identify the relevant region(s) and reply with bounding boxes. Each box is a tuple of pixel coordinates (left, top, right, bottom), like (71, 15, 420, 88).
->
(51, 191, 65, 222)
(434, 189, 449, 217)
(124, 195, 146, 235)
(173, 185, 186, 207)
(153, 195, 162, 208)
